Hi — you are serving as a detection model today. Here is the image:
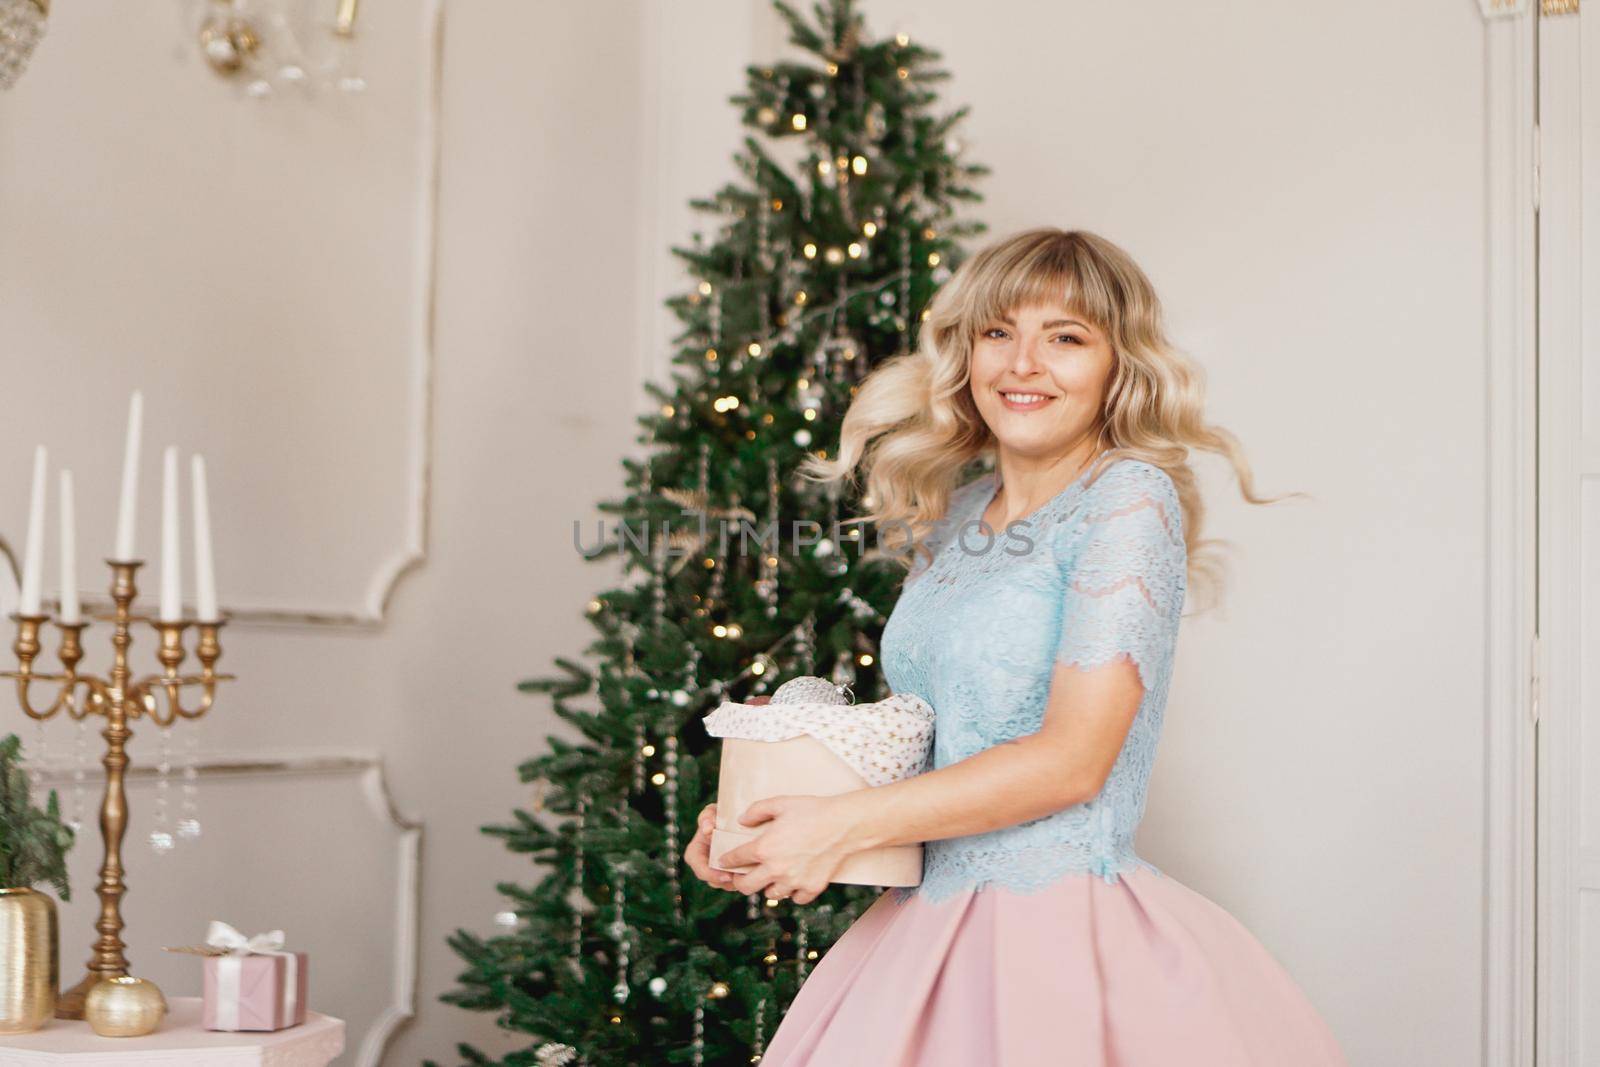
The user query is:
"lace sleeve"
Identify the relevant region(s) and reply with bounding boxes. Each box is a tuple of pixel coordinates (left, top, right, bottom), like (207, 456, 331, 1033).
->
(1053, 462, 1187, 694)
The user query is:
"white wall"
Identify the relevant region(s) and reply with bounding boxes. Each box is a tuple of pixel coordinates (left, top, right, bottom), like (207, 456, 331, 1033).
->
(0, 1, 1501, 1064)
(858, 3, 1493, 1062)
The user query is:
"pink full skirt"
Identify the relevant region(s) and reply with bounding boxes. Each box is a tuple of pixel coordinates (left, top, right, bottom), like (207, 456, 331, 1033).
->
(760, 866, 1350, 1066)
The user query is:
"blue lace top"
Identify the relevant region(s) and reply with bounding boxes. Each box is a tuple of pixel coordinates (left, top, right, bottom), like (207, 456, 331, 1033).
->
(879, 453, 1188, 904)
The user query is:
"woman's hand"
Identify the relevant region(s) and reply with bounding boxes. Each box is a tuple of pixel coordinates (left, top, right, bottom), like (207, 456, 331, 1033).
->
(682, 804, 738, 892)
(715, 793, 862, 905)
(681, 696, 776, 892)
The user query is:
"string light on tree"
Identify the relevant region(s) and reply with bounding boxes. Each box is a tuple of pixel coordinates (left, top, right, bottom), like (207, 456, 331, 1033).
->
(437, 1, 987, 1061)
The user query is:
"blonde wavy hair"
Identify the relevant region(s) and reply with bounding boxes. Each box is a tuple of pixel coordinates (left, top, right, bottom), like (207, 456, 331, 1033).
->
(799, 226, 1299, 611)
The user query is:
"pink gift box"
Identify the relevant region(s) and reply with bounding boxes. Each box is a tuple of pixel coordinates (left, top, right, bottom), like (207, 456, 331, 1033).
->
(201, 950, 309, 1031)
(707, 734, 926, 887)
(701, 690, 936, 888)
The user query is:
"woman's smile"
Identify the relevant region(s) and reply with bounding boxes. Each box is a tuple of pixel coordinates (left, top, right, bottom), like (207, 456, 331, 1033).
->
(997, 389, 1058, 412)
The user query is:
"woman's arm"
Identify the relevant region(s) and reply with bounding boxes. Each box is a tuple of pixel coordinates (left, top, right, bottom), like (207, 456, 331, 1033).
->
(841, 462, 1184, 854)
(718, 659, 1142, 902)
(720, 463, 1184, 902)
(838, 657, 1143, 852)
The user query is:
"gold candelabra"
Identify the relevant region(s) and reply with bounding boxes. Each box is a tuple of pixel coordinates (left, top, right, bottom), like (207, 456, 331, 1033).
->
(2, 559, 231, 1019)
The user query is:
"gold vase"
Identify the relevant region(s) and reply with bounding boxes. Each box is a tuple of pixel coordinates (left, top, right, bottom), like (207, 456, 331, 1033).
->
(0, 887, 58, 1033)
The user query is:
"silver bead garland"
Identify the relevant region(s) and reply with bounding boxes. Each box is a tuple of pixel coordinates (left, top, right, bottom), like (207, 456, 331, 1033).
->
(757, 458, 780, 617)
(663, 733, 682, 921)
(611, 863, 630, 1003)
(751, 996, 769, 1061)
(632, 719, 646, 795)
(570, 795, 587, 969)
(899, 230, 913, 353)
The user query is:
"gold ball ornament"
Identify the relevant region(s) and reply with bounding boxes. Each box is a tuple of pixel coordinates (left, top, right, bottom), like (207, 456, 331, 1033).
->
(84, 975, 167, 1037)
(198, 15, 260, 76)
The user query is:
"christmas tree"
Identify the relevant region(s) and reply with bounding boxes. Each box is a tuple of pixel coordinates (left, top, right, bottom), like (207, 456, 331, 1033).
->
(432, 2, 985, 1063)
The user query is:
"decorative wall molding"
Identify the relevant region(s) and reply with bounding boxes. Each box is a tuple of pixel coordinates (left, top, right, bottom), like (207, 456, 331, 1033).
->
(33, 751, 424, 1067)
(1480, 0, 1531, 18)
(1533, 5, 1588, 1061)
(15, 0, 444, 633)
(1481, 6, 1539, 1065)
(352, 0, 444, 631)
(354, 758, 423, 1067)
(184, 0, 443, 630)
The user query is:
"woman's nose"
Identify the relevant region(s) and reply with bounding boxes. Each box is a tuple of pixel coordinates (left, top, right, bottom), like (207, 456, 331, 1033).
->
(1010, 338, 1044, 374)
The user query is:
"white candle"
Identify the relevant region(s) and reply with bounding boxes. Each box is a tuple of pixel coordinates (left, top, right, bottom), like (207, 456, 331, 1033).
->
(159, 445, 182, 622)
(113, 390, 143, 561)
(58, 469, 80, 624)
(190, 454, 218, 622)
(19, 445, 47, 616)
(0, 551, 16, 618)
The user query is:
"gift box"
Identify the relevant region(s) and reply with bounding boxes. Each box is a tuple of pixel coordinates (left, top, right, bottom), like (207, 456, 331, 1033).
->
(167, 920, 309, 1032)
(701, 675, 934, 887)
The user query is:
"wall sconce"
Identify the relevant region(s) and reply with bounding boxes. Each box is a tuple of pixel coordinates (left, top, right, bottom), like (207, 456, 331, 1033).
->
(0, 0, 47, 91)
(190, 0, 365, 99)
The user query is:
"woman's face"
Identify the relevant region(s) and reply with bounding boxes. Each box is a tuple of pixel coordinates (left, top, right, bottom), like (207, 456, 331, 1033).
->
(968, 300, 1115, 460)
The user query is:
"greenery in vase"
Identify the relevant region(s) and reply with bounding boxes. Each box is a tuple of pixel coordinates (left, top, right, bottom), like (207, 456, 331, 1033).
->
(433, 1, 985, 1063)
(0, 733, 74, 901)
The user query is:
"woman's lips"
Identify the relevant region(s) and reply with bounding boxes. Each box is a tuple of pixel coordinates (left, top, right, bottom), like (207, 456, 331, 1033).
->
(998, 390, 1056, 412)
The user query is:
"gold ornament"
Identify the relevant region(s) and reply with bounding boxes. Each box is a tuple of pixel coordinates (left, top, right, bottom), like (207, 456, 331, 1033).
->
(198, 13, 260, 76)
(84, 975, 166, 1037)
(656, 488, 755, 576)
(822, 22, 861, 63)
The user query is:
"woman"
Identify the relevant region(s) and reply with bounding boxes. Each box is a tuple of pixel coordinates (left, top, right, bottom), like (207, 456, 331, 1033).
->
(683, 227, 1349, 1065)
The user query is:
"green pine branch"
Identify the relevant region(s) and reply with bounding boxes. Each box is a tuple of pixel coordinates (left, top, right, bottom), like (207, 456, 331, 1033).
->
(435, 0, 986, 1062)
(0, 733, 75, 901)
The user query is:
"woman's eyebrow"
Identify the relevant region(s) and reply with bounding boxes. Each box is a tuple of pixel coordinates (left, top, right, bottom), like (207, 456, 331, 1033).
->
(996, 314, 1090, 330)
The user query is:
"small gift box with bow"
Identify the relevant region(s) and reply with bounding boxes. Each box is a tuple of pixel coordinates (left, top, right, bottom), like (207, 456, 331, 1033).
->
(701, 674, 935, 888)
(164, 920, 309, 1031)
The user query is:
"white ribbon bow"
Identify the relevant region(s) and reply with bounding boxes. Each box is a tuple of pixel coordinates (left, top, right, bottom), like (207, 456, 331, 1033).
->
(204, 919, 300, 1028)
(206, 920, 286, 956)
